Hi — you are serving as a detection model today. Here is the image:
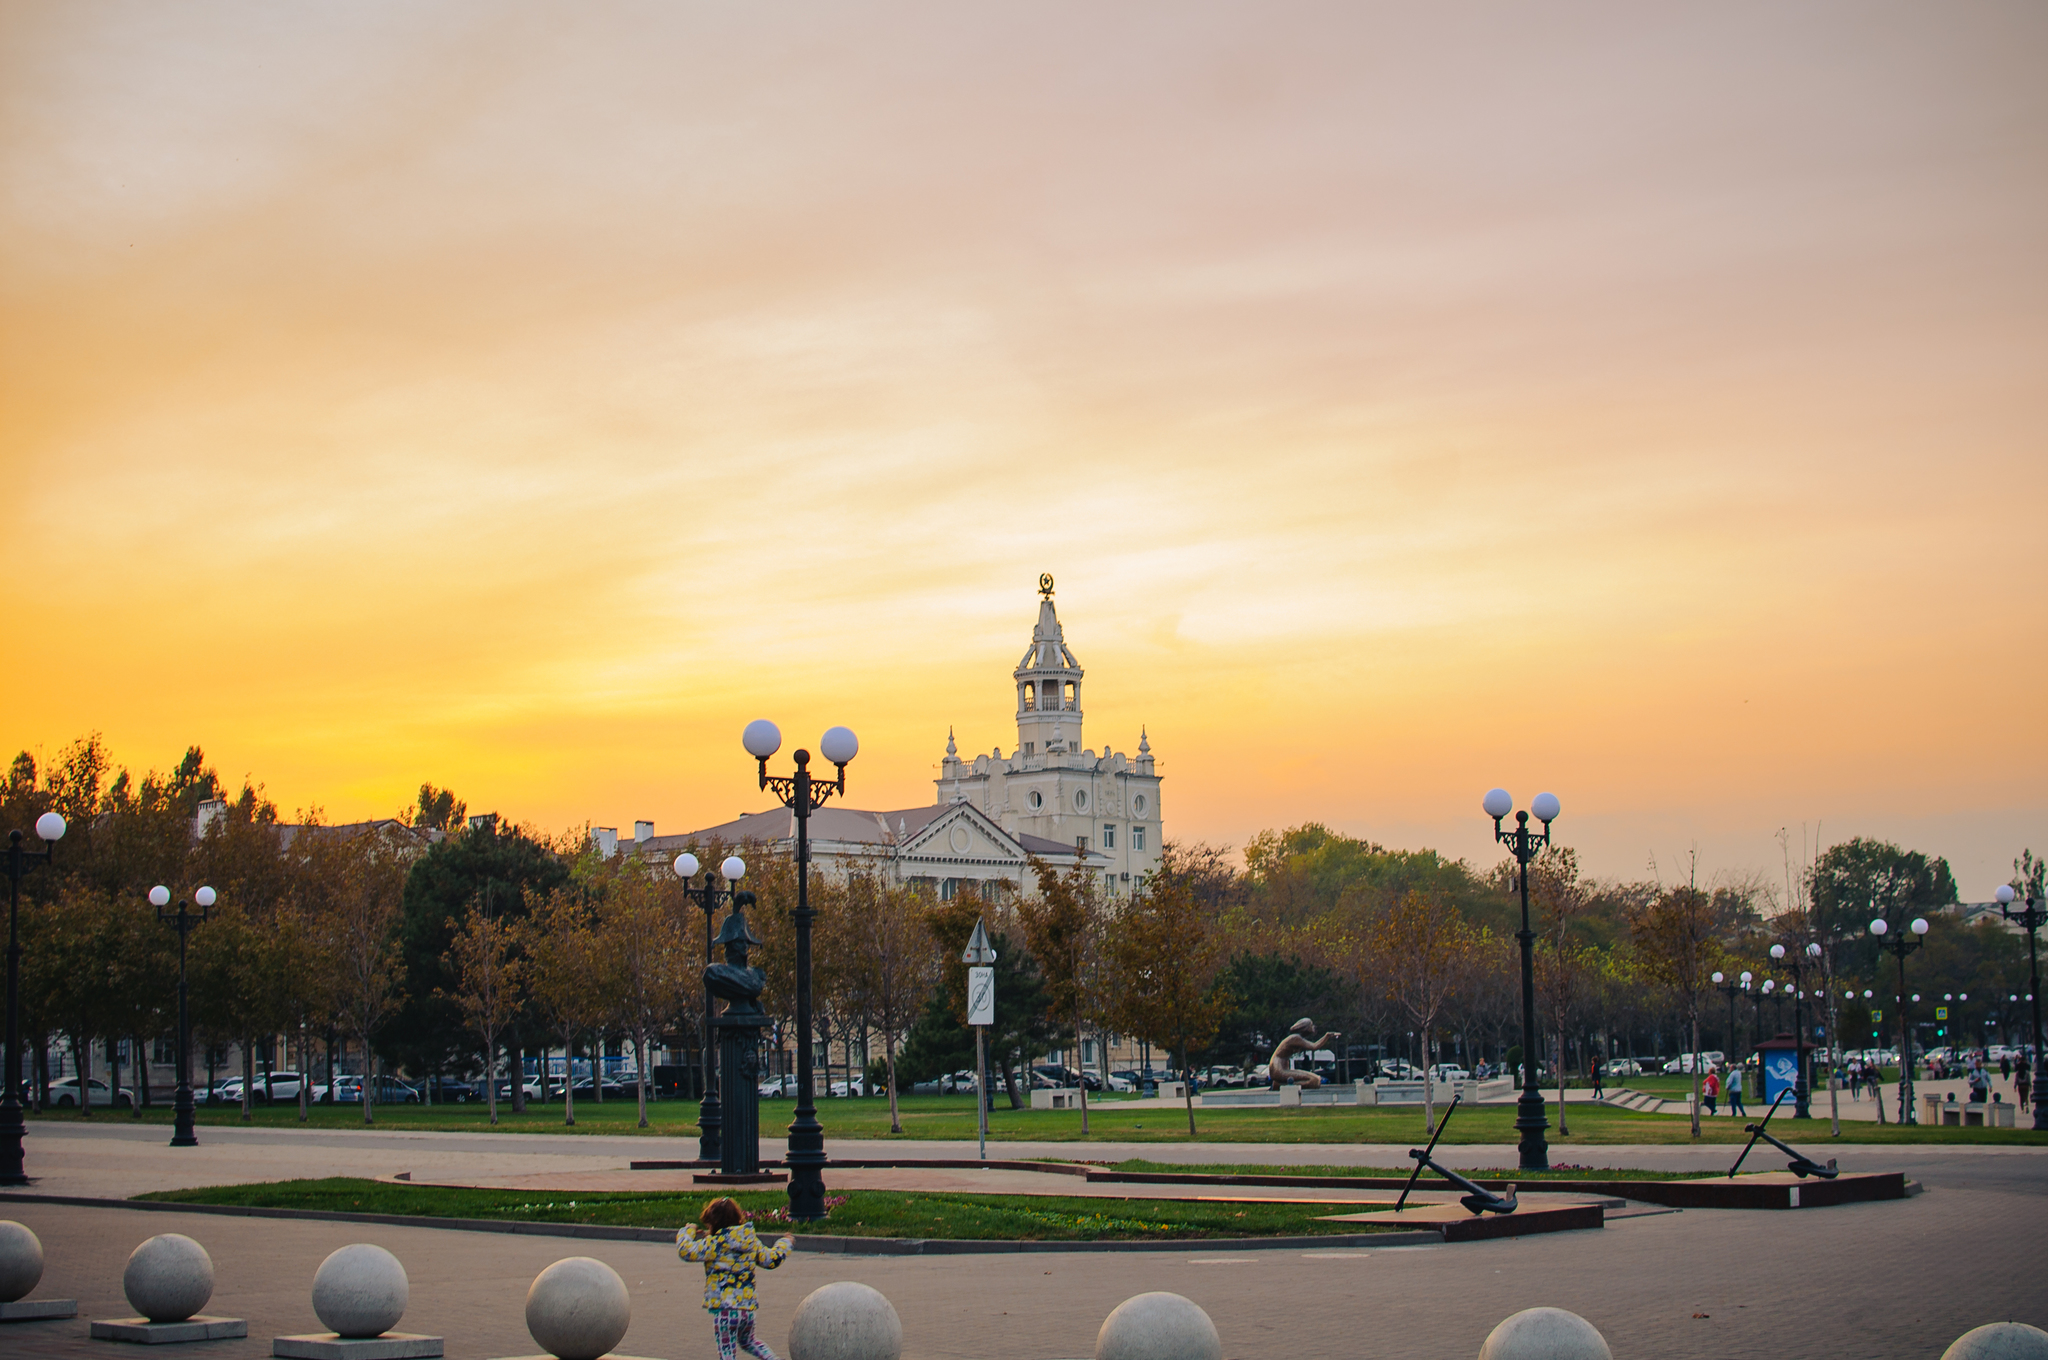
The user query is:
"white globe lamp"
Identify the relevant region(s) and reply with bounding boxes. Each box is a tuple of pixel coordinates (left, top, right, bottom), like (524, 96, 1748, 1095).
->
(721, 855, 746, 882)
(742, 720, 782, 760)
(149, 886, 171, 908)
(673, 852, 701, 880)
(1482, 788, 1514, 819)
(195, 887, 215, 908)
(819, 726, 859, 766)
(33, 812, 64, 842)
(1530, 791, 1560, 823)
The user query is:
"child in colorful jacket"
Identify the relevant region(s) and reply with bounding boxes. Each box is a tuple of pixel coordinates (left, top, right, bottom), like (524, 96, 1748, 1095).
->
(678, 1198, 794, 1360)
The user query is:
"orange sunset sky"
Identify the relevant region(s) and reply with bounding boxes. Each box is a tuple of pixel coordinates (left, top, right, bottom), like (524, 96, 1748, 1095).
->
(3, 4, 2043, 895)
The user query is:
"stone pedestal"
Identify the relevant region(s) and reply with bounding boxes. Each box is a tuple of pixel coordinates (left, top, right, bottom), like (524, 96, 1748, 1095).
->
(0, 1297, 78, 1321)
(717, 1017, 766, 1177)
(91, 1314, 248, 1343)
(273, 1332, 443, 1359)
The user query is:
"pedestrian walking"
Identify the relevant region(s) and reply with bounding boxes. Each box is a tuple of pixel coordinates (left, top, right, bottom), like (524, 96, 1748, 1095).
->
(1726, 1062, 1745, 1117)
(678, 1197, 794, 1360)
(2000, 1054, 2012, 1080)
(2016, 1063, 2032, 1112)
(1590, 1057, 1605, 1100)
(1702, 1067, 1720, 1117)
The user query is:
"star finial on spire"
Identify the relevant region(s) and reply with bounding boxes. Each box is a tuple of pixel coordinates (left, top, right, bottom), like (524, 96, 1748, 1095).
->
(1038, 572, 1055, 599)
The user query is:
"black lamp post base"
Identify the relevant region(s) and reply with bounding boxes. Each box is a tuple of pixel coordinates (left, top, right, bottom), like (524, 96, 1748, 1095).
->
(785, 1111, 828, 1220)
(1514, 1089, 1550, 1172)
(697, 1091, 723, 1164)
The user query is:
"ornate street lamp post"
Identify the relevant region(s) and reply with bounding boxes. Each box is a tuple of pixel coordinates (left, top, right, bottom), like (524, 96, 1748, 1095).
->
(2, 813, 66, 1185)
(1994, 884, 2045, 1132)
(1770, 940, 1824, 1118)
(1869, 912, 1929, 1122)
(674, 852, 747, 1162)
(1484, 787, 1560, 1173)
(1713, 971, 1750, 1065)
(150, 884, 216, 1148)
(745, 719, 858, 1221)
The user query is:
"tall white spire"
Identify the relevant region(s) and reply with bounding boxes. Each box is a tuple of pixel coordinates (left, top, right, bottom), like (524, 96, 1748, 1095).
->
(1015, 573, 1083, 757)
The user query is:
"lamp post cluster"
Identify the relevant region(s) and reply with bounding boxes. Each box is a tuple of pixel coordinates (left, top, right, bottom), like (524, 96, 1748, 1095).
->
(1769, 939, 1824, 1119)
(151, 884, 217, 1148)
(1484, 786, 1560, 1174)
(1993, 884, 2045, 1131)
(1712, 970, 1752, 1064)
(3, 813, 67, 1186)
(744, 719, 858, 1222)
(673, 852, 746, 1163)
(1869, 912, 1930, 1122)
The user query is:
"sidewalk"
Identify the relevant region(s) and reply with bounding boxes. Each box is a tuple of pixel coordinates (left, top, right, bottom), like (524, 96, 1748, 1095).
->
(1606, 1074, 2033, 1123)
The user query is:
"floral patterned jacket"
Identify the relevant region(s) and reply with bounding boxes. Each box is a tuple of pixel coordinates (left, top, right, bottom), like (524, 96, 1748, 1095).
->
(676, 1222, 793, 1311)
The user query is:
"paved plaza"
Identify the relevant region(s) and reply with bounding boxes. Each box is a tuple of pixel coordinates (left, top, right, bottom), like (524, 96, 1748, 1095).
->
(2, 1123, 2044, 1358)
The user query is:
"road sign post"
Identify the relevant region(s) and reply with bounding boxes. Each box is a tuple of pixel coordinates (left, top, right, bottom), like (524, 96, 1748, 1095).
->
(963, 920, 998, 1160)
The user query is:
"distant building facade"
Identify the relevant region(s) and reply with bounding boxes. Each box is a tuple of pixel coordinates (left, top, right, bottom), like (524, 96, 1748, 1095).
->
(655, 577, 1159, 900)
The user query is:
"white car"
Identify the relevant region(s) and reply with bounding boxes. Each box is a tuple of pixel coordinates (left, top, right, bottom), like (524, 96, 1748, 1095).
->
(828, 1077, 868, 1097)
(48, 1077, 133, 1109)
(1426, 1065, 1470, 1084)
(1660, 1051, 1727, 1074)
(757, 1076, 795, 1098)
(1103, 1072, 1134, 1093)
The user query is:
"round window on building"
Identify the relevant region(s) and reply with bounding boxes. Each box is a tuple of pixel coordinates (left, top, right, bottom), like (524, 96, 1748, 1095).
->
(1028, 790, 1043, 810)
(1133, 795, 1148, 815)
(1074, 790, 1088, 811)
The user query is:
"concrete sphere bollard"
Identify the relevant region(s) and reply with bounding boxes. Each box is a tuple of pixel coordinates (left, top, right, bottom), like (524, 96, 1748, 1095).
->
(0, 1220, 45, 1303)
(123, 1233, 216, 1324)
(1095, 1291, 1222, 1360)
(788, 1281, 903, 1360)
(311, 1244, 408, 1338)
(524, 1256, 630, 1360)
(1478, 1307, 1613, 1360)
(1943, 1323, 2048, 1360)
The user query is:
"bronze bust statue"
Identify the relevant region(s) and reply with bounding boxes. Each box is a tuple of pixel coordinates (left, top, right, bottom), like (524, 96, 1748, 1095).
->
(704, 892, 767, 1021)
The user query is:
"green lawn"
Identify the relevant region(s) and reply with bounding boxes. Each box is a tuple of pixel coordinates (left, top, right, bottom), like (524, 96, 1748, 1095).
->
(35, 1091, 2041, 1145)
(133, 1177, 1394, 1241)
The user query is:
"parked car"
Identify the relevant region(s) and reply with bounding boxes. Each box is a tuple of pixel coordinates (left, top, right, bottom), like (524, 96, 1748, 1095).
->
(1660, 1051, 1726, 1075)
(547, 1078, 626, 1101)
(326, 1076, 422, 1104)
(1602, 1059, 1644, 1077)
(428, 1079, 482, 1103)
(758, 1075, 796, 1098)
(219, 1071, 308, 1102)
(1377, 1060, 1419, 1079)
(48, 1077, 133, 1109)
(1427, 1064, 1470, 1084)
(828, 1077, 868, 1097)
(1102, 1071, 1134, 1093)
(496, 1077, 545, 1101)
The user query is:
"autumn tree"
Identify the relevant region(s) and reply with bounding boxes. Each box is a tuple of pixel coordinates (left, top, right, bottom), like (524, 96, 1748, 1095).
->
(320, 829, 413, 1124)
(584, 852, 690, 1127)
(1527, 846, 1593, 1133)
(1365, 890, 1484, 1132)
(523, 890, 611, 1125)
(1104, 853, 1231, 1134)
(1626, 878, 1723, 1137)
(834, 871, 937, 1132)
(443, 908, 524, 1125)
(1020, 855, 1104, 1132)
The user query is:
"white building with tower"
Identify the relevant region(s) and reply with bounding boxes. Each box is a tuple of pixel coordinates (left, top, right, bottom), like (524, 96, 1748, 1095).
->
(643, 575, 1161, 899)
